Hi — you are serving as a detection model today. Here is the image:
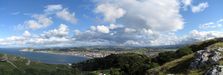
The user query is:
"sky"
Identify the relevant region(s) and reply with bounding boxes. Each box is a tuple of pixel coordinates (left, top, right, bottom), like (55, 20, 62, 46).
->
(0, 0, 223, 48)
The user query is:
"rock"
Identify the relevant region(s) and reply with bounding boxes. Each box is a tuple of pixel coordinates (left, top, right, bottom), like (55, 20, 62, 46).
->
(205, 65, 223, 75)
(217, 48, 223, 51)
(190, 49, 222, 69)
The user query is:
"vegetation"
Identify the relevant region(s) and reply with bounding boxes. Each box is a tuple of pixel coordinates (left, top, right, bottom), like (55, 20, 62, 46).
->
(73, 53, 158, 75)
(208, 42, 223, 49)
(147, 38, 223, 74)
(0, 54, 78, 75)
(1, 38, 223, 75)
(148, 53, 194, 74)
(189, 39, 221, 52)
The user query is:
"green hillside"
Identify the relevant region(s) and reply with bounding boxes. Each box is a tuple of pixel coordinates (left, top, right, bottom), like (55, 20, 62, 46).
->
(148, 38, 223, 75)
(72, 38, 223, 75)
(1, 38, 222, 75)
(0, 54, 76, 75)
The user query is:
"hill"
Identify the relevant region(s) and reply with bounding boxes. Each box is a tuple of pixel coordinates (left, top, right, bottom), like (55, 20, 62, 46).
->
(73, 53, 158, 75)
(0, 53, 76, 75)
(72, 38, 223, 75)
(1, 38, 222, 75)
(148, 38, 223, 75)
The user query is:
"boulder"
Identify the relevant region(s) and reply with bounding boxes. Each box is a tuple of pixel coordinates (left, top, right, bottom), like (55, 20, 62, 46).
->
(190, 49, 222, 69)
(205, 65, 223, 75)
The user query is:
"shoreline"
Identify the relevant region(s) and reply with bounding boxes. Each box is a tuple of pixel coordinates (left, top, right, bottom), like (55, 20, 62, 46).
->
(19, 49, 164, 59)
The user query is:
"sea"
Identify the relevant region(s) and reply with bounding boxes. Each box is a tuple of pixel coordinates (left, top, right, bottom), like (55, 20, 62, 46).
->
(0, 48, 88, 64)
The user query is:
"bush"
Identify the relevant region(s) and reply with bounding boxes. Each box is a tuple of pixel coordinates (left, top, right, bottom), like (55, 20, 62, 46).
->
(153, 51, 176, 65)
(73, 53, 156, 75)
(189, 39, 220, 52)
(176, 47, 193, 57)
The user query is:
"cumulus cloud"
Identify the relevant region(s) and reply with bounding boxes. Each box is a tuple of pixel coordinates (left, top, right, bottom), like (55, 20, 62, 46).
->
(44, 4, 77, 24)
(91, 25, 110, 33)
(28, 24, 72, 47)
(44, 4, 63, 13)
(7, 31, 32, 45)
(72, 0, 185, 46)
(191, 2, 208, 13)
(181, 0, 192, 9)
(70, 0, 211, 47)
(95, 3, 126, 23)
(96, 0, 184, 32)
(188, 30, 223, 40)
(56, 9, 77, 24)
(0, 24, 73, 47)
(0, 1, 218, 47)
(41, 24, 69, 38)
(124, 28, 136, 33)
(23, 31, 31, 37)
(22, 4, 77, 30)
(25, 14, 53, 29)
(180, 0, 208, 13)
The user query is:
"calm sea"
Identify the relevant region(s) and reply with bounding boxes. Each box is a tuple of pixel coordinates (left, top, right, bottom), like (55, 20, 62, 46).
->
(0, 48, 88, 64)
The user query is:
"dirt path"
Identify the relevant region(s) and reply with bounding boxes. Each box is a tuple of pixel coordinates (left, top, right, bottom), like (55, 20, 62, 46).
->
(6, 60, 18, 69)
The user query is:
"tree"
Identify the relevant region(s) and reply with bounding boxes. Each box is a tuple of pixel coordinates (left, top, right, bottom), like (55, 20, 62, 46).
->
(176, 47, 193, 57)
(154, 51, 176, 65)
(110, 68, 120, 75)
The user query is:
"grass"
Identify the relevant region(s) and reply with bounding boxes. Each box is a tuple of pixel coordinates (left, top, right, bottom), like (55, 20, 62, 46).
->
(148, 53, 194, 74)
(0, 53, 71, 72)
(147, 42, 223, 75)
(207, 42, 223, 50)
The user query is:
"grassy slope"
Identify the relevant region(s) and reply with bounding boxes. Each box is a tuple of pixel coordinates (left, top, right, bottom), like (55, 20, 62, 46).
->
(148, 40, 223, 75)
(0, 53, 70, 72)
(148, 53, 195, 74)
(208, 42, 223, 49)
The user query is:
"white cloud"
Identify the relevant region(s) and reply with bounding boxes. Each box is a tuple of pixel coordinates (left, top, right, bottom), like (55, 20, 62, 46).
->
(23, 31, 31, 37)
(199, 19, 223, 29)
(180, 0, 209, 13)
(0, 36, 26, 46)
(191, 2, 208, 13)
(42, 24, 69, 38)
(25, 14, 53, 29)
(91, 25, 110, 33)
(188, 30, 223, 40)
(13, 24, 27, 31)
(0, 1, 219, 47)
(181, 0, 192, 7)
(25, 20, 41, 29)
(109, 24, 122, 30)
(44, 4, 63, 13)
(69, 0, 186, 46)
(124, 28, 136, 33)
(45, 4, 78, 24)
(22, 4, 77, 30)
(56, 9, 77, 24)
(33, 14, 53, 27)
(97, 25, 110, 33)
(96, 0, 184, 32)
(95, 3, 126, 23)
(0, 24, 72, 47)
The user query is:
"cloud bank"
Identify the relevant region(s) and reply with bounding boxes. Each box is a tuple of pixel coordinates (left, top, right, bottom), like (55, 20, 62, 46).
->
(0, 0, 219, 48)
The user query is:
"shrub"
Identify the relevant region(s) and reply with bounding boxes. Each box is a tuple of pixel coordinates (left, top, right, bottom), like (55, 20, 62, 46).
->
(176, 47, 193, 57)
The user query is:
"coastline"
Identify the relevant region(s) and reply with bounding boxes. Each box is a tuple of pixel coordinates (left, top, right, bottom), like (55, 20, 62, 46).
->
(19, 48, 164, 59)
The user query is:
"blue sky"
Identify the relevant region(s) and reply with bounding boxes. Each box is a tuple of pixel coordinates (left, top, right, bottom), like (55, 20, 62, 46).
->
(0, 0, 223, 47)
(0, 0, 96, 38)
